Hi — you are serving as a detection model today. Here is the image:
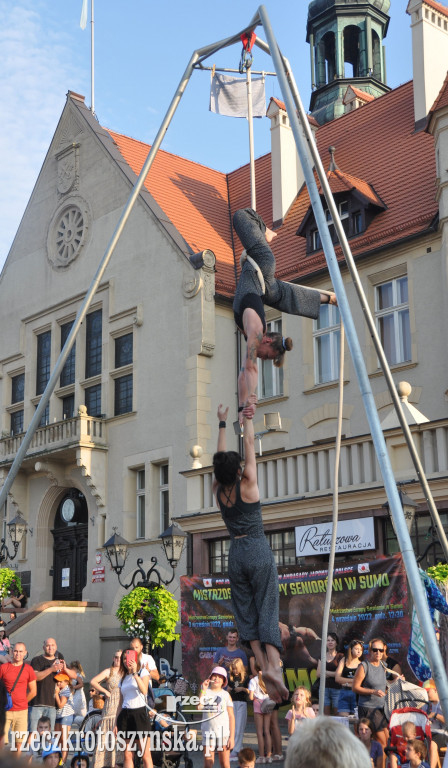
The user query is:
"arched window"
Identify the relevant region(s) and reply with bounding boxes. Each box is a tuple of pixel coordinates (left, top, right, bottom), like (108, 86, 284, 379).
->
(343, 25, 361, 78)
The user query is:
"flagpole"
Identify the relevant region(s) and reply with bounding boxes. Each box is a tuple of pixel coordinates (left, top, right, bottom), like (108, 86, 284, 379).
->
(246, 66, 256, 210)
(91, 0, 95, 115)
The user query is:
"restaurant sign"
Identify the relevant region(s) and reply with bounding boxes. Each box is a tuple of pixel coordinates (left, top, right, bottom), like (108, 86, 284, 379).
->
(295, 517, 375, 557)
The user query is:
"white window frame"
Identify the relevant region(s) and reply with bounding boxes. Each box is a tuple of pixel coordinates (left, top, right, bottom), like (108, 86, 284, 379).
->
(159, 463, 169, 533)
(136, 469, 146, 540)
(375, 276, 411, 366)
(313, 304, 341, 384)
(257, 318, 284, 399)
(312, 201, 348, 251)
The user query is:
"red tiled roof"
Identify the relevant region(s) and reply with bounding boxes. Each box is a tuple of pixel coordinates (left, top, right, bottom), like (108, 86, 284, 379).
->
(429, 71, 448, 114)
(422, 0, 448, 16)
(249, 81, 437, 281)
(344, 86, 375, 103)
(105, 130, 237, 295)
(101, 78, 437, 299)
(317, 169, 385, 207)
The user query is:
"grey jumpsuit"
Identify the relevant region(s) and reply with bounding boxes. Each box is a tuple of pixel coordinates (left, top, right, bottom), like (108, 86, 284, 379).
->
(232, 208, 321, 331)
(217, 481, 282, 653)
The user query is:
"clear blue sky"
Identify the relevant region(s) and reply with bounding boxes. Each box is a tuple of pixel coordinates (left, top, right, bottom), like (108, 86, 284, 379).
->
(0, 0, 413, 266)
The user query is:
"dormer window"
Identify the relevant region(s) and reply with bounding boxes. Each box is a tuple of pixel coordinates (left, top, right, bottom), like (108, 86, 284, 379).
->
(296, 162, 386, 253)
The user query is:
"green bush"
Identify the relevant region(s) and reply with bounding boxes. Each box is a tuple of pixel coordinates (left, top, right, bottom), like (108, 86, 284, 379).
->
(0, 568, 22, 601)
(427, 562, 448, 584)
(116, 585, 179, 647)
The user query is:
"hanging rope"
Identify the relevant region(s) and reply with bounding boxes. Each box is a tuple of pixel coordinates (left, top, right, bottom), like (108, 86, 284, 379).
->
(317, 315, 345, 715)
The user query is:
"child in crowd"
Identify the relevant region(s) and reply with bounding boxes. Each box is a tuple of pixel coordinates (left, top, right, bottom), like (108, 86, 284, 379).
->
(70, 752, 90, 768)
(311, 699, 319, 717)
(357, 717, 383, 768)
(238, 748, 256, 768)
(26, 715, 52, 760)
(423, 679, 446, 752)
(389, 721, 438, 768)
(199, 666, 235, 768)
(54, 672, 75, 765)
(0, 623, 11, 658)
(402, 739, 430, 768)
(42, 743, 63, 768)
(228, 658, 251, 762)
(248, 666, 272, 763)
(285, 687, 315, 735)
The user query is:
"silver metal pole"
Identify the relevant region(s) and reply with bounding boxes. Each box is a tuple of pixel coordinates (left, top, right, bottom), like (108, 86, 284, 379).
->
(0, 13, 266, 523)
(0, 48, 202, 513)
(257, 3, 448, 722)
(275, 55, 448, 564)
(246, 67, 256, 210)
(254, 29, 448, 564)
(91, 0, 95, 115)
(196, 64, 276, 76)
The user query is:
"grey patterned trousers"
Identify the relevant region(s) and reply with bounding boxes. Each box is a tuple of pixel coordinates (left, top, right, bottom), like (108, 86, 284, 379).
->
(229, 535, 282, 653)
(232, 208, 321, 320)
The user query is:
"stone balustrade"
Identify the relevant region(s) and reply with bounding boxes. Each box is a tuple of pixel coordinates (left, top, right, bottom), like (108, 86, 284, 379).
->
(0, 413, 107, 464)
(183, 419, 448, 514)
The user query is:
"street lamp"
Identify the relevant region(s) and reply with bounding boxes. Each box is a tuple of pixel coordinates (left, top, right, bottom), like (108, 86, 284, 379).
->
(383, 487, 418, 535)
(0, 512, 28, 564)
(103, 522, 187, 590)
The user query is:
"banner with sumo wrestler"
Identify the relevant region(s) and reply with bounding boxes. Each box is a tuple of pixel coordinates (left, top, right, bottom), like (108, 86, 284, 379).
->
(180, 555, 410, 692)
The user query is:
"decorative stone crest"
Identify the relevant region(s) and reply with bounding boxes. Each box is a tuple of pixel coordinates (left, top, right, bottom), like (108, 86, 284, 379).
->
(56, 144, 79, 195)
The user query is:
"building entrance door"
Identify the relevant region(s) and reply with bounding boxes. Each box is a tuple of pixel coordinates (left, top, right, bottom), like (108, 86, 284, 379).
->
(52, 490, 88, 601)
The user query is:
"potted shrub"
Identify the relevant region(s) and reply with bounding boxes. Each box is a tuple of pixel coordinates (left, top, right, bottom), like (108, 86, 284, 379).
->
(116, 585, 179, 647)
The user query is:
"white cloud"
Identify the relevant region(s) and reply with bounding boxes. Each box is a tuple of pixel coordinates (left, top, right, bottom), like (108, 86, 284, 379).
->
(0, 1, 87, 268)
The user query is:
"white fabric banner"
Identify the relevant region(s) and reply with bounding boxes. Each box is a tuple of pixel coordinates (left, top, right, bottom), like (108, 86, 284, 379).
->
(209, 72, 266, 118)
(80, 0, 88, 30)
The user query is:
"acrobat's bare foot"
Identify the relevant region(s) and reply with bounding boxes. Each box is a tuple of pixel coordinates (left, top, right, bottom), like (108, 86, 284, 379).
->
(265, 227, 277, 244)
(263, 665, 289, 703)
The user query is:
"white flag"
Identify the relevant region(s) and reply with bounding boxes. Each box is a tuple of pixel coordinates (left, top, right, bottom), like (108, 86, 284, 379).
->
(80, 0, 88, 29)
(209, 72, 266, 118)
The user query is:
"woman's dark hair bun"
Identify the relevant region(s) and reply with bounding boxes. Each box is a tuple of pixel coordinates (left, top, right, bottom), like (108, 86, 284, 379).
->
(284, 337, 293, 351)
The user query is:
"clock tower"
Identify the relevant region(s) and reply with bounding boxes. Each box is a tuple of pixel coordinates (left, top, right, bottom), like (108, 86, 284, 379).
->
(307, 0, 391, 124)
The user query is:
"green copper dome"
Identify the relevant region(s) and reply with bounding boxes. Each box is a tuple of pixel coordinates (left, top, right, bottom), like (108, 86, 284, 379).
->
(308, 0, 391, 21)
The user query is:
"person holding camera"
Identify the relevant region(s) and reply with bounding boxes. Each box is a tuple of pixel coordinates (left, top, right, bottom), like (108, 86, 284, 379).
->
(28, 637, 77, 732)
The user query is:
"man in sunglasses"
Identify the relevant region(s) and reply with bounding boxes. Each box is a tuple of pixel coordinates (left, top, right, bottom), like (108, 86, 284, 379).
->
(353, 638, 389, 750)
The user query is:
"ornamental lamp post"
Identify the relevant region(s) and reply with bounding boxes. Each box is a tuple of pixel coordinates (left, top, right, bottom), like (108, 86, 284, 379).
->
(104, 522, 187, 590)
(0, 512, 28, 564)
(159, 522, 187, 569)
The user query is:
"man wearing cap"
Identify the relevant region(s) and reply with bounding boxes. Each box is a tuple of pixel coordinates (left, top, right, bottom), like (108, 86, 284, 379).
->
(0, 641, 36, 753)
(28, 637, 77, 732)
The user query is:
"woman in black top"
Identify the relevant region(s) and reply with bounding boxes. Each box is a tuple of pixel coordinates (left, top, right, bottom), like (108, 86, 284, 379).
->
(212, 405, 288, 705)
(335, 638, 363, 716)
(316, 633, 344, 715)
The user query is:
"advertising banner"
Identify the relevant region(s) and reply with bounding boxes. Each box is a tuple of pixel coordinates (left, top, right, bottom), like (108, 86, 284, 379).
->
(180, 556, 410, 693)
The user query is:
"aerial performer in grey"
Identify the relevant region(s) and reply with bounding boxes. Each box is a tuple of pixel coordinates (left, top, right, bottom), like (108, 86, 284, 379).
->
(233, 208, 337, 419)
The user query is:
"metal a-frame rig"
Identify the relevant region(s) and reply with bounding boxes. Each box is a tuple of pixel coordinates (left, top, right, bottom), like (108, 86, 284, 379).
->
(1, 5, 448, 721)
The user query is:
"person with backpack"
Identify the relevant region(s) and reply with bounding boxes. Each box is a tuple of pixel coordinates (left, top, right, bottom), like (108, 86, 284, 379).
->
(0, 641, 36, 754)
